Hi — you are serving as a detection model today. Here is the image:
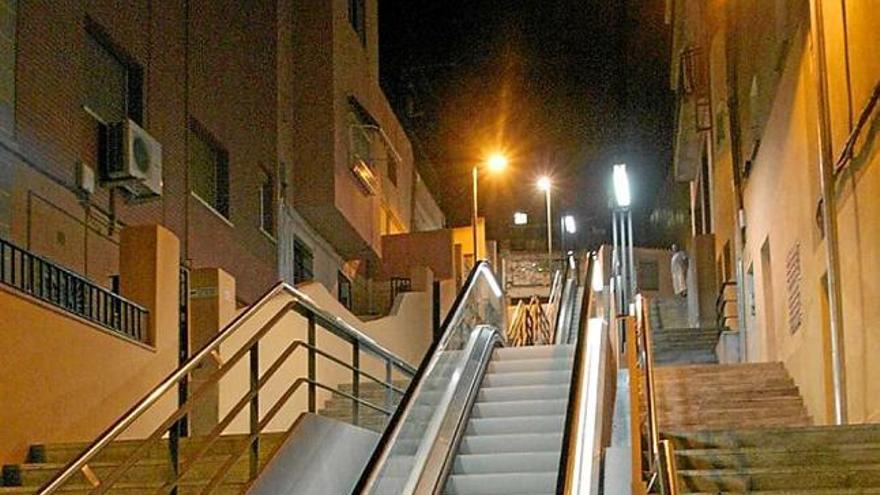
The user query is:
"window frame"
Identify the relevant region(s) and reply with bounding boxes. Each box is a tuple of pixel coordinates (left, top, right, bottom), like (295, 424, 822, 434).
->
(347, 0, 366, 46)
(0, 0, 18, 137)
(337, 271, 353, 310)
(84, 19, 144, 126)
(259, 168, 276, 238)
(293, 237, 314, 284)
(188, 119, 231, 219)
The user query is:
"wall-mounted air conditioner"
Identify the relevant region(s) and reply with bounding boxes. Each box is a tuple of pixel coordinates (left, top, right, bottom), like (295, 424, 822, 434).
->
(103, 118, 163, 198)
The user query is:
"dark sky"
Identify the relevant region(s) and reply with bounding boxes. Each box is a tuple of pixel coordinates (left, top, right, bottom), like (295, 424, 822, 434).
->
(379, 0, 674, 247)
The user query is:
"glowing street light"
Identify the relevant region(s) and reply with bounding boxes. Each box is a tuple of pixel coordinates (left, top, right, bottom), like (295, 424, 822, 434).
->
(563, 215, 577, 234)
(472, 153, 508, 260)
(613, 163, 632, 208)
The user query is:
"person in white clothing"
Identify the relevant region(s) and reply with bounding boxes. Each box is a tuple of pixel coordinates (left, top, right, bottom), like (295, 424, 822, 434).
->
(670, 244, 689, 297)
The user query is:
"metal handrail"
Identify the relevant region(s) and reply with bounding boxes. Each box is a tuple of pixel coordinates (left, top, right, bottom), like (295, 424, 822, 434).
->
(631, 294, 679, 495)
(0, 237, 148, 341)
(355, 261, 506, 494)
(37, 281, 416, 494)
(556, 252, 602, 494)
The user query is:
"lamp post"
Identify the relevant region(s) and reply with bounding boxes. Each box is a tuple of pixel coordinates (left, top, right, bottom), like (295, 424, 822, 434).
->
(612, 163, 635, 315)
(472, 153, 508, 261)
(537, 176, 553, 269)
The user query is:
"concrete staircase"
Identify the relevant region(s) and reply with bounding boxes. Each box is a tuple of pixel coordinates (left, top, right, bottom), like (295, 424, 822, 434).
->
(318, 380, 408, 433)
(651, 297, 721, 366)
(655, 362, 811, 431)
(443, 344, 573, 495)
(651, 360, 880, 492)
(668, 424, 880, 493)
(0, 433, 288, 494)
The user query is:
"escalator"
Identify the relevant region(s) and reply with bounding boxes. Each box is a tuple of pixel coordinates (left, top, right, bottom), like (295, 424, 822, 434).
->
(356, 254, 613, 495)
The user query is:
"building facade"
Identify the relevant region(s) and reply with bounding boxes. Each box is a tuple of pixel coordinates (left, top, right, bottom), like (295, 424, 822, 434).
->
(0, 0, 443, 310)
(669, 0, 880, 423)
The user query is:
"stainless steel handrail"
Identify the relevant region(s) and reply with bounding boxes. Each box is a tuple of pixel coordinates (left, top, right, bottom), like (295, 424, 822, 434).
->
(632, 294, 679, 495)
(556, 252, 608, 494)
(38, 281, 416, 494)
(355, 261, 506, 494)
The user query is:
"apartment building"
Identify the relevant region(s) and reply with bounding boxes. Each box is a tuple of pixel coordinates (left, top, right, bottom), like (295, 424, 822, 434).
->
(0, 0, 443, 309)
(668, 0, 880, 423)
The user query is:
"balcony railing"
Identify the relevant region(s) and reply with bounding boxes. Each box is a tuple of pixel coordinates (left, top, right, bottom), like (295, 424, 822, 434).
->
(0, 237, 148, 342)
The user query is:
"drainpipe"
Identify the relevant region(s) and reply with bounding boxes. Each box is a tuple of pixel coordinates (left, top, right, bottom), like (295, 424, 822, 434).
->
(809, 0, 848, 425)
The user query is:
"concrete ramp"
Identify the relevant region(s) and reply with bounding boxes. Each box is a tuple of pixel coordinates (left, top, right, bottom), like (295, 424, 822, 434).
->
(247, 413, 379, 495)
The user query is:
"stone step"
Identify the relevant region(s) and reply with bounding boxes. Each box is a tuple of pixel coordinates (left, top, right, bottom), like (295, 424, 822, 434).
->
(654, 362, 786, 375)
(676, 443, 880, 470)
(0, 480, 245, 494)
(677, 464, 880, 492)
(666, 424, 880, 450)
(3, 450, 273, 488)
(657, 398, 807, 417)
(21, 433, 287, 465)
(661, 415, 812, 432)
(656, 385, 801, 403)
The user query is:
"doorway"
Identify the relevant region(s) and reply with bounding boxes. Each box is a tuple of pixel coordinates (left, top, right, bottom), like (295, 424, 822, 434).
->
(745, 263, 757, 362)
(760, 239, 776, 361)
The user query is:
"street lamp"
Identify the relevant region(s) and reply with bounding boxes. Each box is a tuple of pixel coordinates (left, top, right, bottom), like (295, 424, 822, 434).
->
(561, 214, 576, 253)
(537, 176, 553, 268)
(611, 164, 635, 315)
(472, 153, 508, 260)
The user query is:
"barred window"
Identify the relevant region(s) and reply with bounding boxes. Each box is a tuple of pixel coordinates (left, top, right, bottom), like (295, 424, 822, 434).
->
(294, 237, 314, 284)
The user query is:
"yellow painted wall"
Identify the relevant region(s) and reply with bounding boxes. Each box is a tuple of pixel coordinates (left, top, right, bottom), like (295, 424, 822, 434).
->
(720, 2, 880, 424)
(0, 225, 180, 463)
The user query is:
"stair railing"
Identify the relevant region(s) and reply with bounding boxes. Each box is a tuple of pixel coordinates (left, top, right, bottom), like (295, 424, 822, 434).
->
(355, 261, 506, 494)
(557, 252, 617, 494)
(37, 282, 416, 494)
(628, 293, 680, 495)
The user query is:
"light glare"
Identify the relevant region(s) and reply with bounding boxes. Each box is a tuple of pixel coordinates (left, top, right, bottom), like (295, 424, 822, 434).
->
(613, 163, 631, 207)
(537, 176, 552, 192)
(487, 153, 508, 172)
(564, 215, 577, 234)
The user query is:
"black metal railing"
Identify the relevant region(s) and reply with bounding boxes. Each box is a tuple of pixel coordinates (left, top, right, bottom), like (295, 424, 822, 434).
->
(390, 277, 412, 307)
(0, 237, 148, 342)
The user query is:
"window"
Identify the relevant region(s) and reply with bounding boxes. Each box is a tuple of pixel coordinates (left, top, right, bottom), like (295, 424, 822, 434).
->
(189, 121, 230, 218)
(84, 24, 144, 125)
(260, 169, 275, 237)
(0, 0, 16, 135)
(387, 152, 398, 185)
(338, 271, 352, 310)
(347, 0, 366, 45)
(293, 237, 313, 284)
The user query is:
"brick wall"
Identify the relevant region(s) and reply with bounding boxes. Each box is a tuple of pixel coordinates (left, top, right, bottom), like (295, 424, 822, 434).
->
(2, 0, 278, 303)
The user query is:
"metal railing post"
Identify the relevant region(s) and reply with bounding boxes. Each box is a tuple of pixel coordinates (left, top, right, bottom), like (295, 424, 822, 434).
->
(168, 421, 180, 495)
(352, 340, 360, 426)
(307, 314, 316, 413)
(249, 343, 260, 479)
(385, 359, 393, 420)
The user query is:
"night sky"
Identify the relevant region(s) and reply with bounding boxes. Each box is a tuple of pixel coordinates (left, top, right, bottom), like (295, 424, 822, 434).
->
(379, 0, 675, 248)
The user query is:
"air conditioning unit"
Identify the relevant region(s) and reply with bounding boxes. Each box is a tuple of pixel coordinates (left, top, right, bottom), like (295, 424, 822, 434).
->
(104, 118, 163, 198)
